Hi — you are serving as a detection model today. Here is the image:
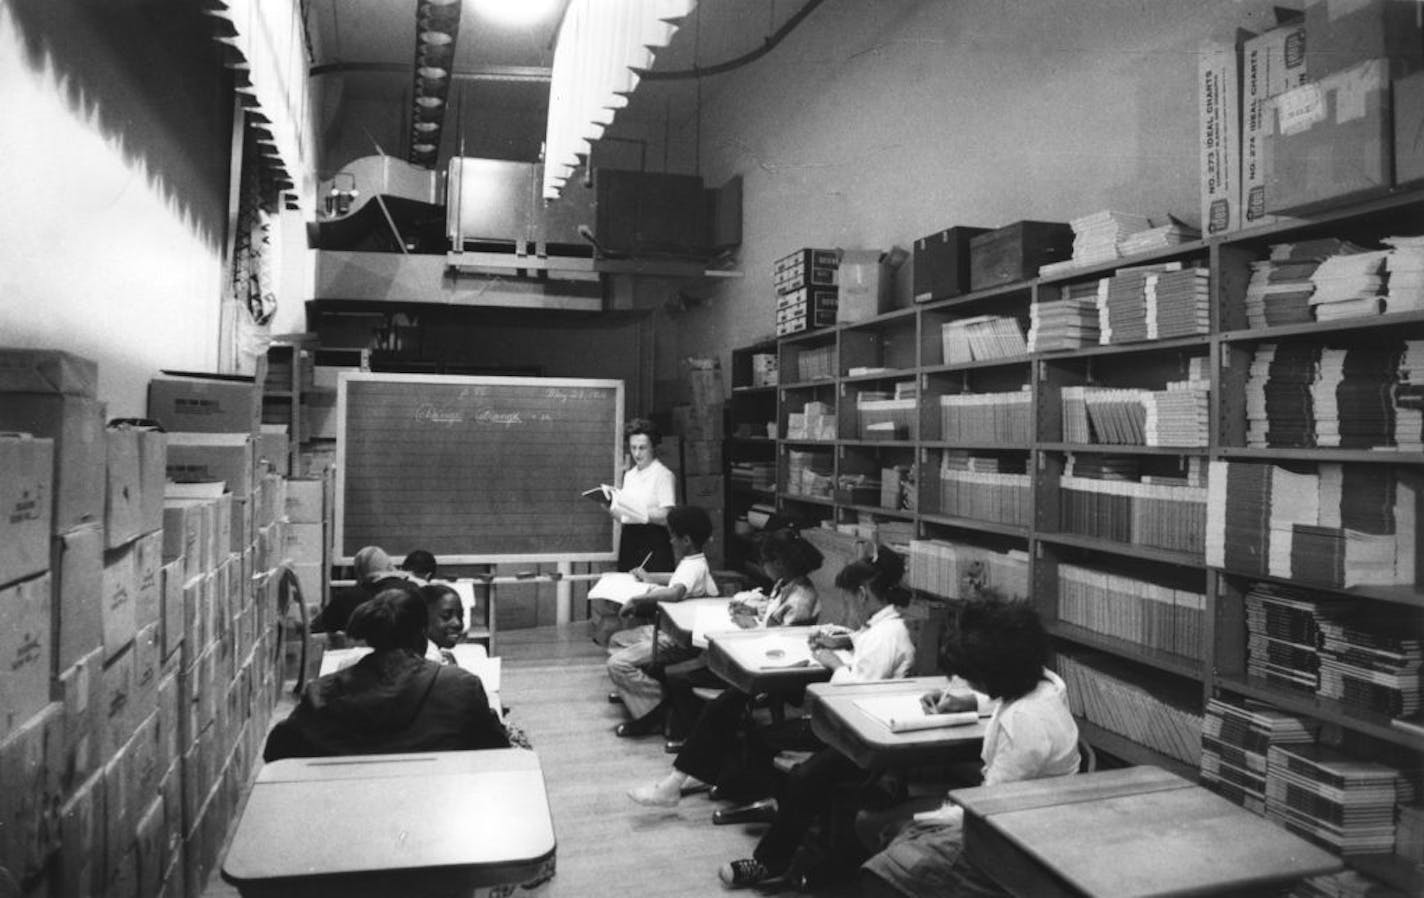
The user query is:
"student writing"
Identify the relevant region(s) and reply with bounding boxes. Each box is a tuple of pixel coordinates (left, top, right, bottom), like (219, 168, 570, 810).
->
(606, 505, 719, 737)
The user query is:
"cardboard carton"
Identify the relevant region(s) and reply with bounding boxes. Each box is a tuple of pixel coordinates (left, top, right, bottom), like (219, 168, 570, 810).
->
(1266, 57, 1393, 213)
(105, 425, 144, 548)
(0, 574, 52, 741)
(0, 434, 52, 586)
(54, 646, 103, 792)
(101, 543, 138, 662)
(1200, 40, 1243, 235)
(57, 770, 105, 898)
(0, 394, 106, 532)
(146, 375, 260, 435)
(284, 478, 324, 523)
(133, 529, 164, 629)
(837, 249, 901, 323)
(1396, 69, 1424, 184)
(0, 702, 65, 882)
(1304, 0, 1424, 79)
(0, 348, 98, 396)
(52, 523, 103, 674)
(1242, 21, 1310, 228)
(100, 642, 136, 760)
(165, 432, 254, 493)
(160, 560, 184, 661)
(284, 522, 327, 565)
(137, 428, 168, 534)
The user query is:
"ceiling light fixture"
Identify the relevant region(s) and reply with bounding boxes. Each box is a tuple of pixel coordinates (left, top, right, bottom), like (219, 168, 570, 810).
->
(407, 0, 462, 167)
(542, 0, 696, 199)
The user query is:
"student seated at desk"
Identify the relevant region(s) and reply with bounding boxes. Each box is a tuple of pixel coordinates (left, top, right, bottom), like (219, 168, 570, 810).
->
(401, 548, 438, 582)
(859, 596, 1079, 898)
(264, 588, 510, 761)
(636, 526, 824, 778)
(311, 545, 422, 634)
(607, 505, 720, 737)
(654, 548, 907, 891)
(420, 582, 479, 665)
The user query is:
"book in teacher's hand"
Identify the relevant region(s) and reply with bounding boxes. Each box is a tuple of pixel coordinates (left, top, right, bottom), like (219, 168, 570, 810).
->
(581, 484, 649, 524)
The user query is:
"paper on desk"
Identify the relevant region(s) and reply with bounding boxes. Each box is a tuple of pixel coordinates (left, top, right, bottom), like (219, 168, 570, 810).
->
(855, 694, 980, 733)
(587, 572, 653, 606)
(744, 634, 851, 670)
(691, 603, 743, 648)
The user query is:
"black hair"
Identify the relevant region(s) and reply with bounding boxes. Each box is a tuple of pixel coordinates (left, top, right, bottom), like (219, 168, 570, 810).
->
(941, 591, 1049, 702)
(401, 549, 437, 579)
(347, 587, 429, 652)
(419, 582, 460, 610)
(760, 528, 823, 580)
(624, 417, 662, 447)
(665, 504, 713, 548)
(834, 546, 909, 607)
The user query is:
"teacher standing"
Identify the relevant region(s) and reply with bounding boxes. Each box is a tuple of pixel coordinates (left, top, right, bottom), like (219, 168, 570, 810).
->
(613, 418, 677, 573)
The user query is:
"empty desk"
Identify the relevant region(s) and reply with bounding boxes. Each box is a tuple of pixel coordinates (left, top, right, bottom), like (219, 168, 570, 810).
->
(951, 766, 1341, 898)
(221, 749, 557, 898)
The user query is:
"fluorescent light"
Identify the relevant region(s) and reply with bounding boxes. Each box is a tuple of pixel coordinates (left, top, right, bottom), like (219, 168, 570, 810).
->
(474, 0, 561, 27)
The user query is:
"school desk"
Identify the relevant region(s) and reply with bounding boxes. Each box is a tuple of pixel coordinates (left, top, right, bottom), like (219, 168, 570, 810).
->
(805, 676, 987, 770)
(657, 597, 739, 649)
(705, 626, 837, 696)
(318, 646, 504, 714)
(950, 766, 1342, 898)
(221, 749, 557, 898)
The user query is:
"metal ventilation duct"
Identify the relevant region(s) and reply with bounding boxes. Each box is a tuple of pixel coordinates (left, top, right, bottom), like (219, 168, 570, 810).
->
(408, 0, 462, 167)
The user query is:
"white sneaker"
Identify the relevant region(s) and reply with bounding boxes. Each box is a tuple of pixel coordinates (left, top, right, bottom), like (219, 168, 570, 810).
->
(627, 782, 679, 807)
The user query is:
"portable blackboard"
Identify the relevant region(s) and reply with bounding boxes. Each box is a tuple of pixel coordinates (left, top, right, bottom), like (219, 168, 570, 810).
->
(335, 373, 623, 563)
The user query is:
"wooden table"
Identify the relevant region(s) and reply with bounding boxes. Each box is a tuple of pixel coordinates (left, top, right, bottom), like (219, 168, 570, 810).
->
(221, 749, 557, 898)
(705, 626, 836, 695)
(805, 676, 986, 770)
(951, 766, 1342, 898)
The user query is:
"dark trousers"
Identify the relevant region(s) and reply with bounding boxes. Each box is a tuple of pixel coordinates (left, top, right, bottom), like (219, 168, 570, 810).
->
(617, 524, 673, 572)
(673, 688, 751, 785)
(752, 746, 862, 870)
(662, 655, 722, 740)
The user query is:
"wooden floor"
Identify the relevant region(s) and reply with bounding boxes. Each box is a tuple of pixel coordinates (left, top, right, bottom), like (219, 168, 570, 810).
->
(204, 624, 862, 897)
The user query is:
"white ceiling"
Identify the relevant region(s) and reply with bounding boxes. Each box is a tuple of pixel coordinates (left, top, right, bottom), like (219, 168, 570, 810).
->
(304, 0, 809, 172)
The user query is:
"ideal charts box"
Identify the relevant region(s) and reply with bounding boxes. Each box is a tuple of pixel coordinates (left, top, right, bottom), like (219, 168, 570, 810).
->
(1199, 40, 1242, 235)
(0, 434, 52, 587)
(147, 375, 260, 435)
(0, 574, 53, 741)
(1242, 22, 1310, 228)
(1267, 58, 1393, 214)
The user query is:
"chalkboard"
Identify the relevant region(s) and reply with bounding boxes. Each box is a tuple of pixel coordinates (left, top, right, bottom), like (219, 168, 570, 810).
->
(335, 373, 623, 563)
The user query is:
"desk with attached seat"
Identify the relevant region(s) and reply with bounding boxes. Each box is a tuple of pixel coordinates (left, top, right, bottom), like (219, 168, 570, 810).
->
(950, 766, 1341, 898)
(221, 749, 556, 898)
(805, 676, 987, 770)
(704, 626, 837, 696)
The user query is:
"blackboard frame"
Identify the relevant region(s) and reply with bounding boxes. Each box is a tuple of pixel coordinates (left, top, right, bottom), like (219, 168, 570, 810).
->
(334, 372, 624, 564)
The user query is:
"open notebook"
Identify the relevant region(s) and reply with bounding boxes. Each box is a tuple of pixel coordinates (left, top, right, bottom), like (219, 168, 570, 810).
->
(854, 685, 996, 733)
(587, 572, 654, 606)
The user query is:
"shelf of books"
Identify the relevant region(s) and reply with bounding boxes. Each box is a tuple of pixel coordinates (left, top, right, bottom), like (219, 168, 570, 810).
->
(724, 188, 1424, 892)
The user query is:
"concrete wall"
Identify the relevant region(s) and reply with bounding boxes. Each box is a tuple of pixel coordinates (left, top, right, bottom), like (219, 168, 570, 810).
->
(661, 0, 1293, 377)
(0, 0, 236, 416)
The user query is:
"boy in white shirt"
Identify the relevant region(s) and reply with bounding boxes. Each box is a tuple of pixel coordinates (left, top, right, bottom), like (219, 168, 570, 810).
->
(607, 505, 719, 736)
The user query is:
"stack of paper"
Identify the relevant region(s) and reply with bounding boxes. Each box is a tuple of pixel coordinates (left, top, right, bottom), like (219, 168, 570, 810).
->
(1146, 267, 1211, 338)
(1309, 250, 1388, 321)
(1384, 235, 1424, 313)
(1395, 341, 1424, 452)
(1266, 743, 1404, 855)
(1028, 281, 1102, 351)
(1119, 221, 1199, 256)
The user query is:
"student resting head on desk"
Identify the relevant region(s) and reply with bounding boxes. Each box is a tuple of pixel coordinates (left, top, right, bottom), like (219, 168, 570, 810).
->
(714, 547, 918, 891)
(858, 594, 1080, 898)
(263, 587, 510, 762)
(606, 504, 719, 737)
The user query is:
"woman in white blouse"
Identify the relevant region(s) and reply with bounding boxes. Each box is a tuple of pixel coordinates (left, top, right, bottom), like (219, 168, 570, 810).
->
(612, 418, 677, 572)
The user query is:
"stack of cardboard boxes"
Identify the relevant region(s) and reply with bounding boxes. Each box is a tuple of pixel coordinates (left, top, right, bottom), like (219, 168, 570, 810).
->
(774, 249, 840, 336)
(674, 360, 726, 568)
(0, 349, 288, 898)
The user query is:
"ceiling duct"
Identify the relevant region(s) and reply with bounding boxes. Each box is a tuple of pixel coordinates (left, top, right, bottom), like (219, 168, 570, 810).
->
(408, 0, 463, 167)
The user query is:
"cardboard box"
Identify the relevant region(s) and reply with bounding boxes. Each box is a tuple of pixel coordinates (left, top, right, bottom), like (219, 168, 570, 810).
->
(0, 574, 52, 740)
(146, 375, 260, 435)
(214, 491, 233, 556)
(284, 522, 326, 564)
(101, 543, 137, 661)
(1242, 21, 1310, 228)
(160, 560, 184, 661)
(284, 479, 324, 523)
(914, 226, 990, 302)
(54, 646, 103, 792)
(133, 529, 164, 629)
(137, 428, 168, 535)
(683, 475, 725, 507)
(134, 797, 167, 898)
(1305, 0, 1424, 79)
(969, 221, 1074, 290)
(1396, 69, 1424, 184)
(837, 249, 896, 323)
(0, 701, 65, 882)
(103, 742, 135, 885)
(0, 434, 52, 586)
(0, 393, 106, 532)
(58, 770, 105, 898)
(52, 523, 103, 674)
(133, 622, 162, 714)
(0, 348, 98, 396)
(1267, 58, 1393, 214)
(101, 642, 136, 760)
(257, 423, 290, 476)
(165, 432, 254, 492)
(162, 500, 201, 580)
(1200, 40, 1243, 235)
(683, 439, 722, 477)
(105, 425, 144, 548)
